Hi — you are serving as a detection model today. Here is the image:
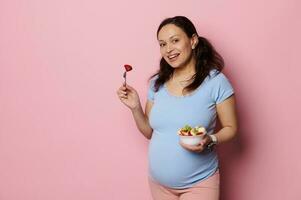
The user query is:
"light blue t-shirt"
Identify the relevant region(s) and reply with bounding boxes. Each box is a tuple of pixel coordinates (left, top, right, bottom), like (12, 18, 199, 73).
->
(147, 70, 234, 189)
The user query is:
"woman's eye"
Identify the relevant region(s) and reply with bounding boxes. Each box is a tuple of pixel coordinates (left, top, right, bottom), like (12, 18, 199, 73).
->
(159, 43, 166, 47)
(172, 39, 179, 43)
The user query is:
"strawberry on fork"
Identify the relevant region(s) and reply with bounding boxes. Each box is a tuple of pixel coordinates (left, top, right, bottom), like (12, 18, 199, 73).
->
(123, 64, 133, 86)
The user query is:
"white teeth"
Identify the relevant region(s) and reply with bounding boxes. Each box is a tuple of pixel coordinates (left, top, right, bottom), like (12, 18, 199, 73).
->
(168, 54, 179, 59)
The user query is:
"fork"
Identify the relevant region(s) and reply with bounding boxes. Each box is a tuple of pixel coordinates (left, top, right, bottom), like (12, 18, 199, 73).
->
(123, 71, 127, 87)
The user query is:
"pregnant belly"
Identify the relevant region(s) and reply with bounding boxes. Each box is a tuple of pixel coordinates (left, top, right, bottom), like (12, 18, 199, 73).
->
(148, 132, 218, 188)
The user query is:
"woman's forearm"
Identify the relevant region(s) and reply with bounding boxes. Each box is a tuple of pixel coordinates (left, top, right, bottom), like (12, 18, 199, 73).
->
(214, 96, 238, 145)
(214, 126, 237, 144)
(131, 105, 153, 139)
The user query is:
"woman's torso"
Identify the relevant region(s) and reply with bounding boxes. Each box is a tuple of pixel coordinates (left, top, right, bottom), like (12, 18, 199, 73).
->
(148, 70, 228, 189)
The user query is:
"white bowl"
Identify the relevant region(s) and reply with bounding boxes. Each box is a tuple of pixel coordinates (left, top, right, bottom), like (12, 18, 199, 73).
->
(179, 135, 203, 146)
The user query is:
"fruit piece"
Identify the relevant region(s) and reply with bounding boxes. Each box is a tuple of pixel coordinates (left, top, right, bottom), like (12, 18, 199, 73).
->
(182, 125, 192, 132)
(178, 125, 192, 136)
(190, 128, 196, 136)
(179, 130, 188, 136)
(124, 64, 133, 72)
(195, 126, 206, 135)
(178, 125, 206, 136)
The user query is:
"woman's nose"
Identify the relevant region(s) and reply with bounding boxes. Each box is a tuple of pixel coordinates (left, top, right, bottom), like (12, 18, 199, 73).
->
(166, 43, 174, 53)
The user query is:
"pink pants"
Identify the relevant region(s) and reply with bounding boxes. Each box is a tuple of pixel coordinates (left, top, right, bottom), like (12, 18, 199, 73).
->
(148, 170, 220, 200)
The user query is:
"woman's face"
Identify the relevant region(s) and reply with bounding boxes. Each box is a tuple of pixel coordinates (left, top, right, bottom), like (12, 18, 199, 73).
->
(157, 24, 197, 69)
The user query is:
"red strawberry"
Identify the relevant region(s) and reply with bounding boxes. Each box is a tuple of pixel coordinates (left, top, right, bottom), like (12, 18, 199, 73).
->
(124, 64, 133, 72)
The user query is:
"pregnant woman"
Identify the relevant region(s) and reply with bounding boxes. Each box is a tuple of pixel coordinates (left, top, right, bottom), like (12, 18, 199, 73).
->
(117, 16, 238, 200)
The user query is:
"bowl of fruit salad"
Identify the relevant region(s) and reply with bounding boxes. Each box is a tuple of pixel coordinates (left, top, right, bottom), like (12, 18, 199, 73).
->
(178, 125, 207, 146)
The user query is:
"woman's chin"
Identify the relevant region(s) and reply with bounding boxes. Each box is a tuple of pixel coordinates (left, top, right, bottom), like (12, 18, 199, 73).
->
(168, 62, 181, 69)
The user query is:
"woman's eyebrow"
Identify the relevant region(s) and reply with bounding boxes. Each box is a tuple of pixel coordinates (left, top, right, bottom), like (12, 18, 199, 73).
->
(158, 34, 180, 42)
(170, 35, 180, 39)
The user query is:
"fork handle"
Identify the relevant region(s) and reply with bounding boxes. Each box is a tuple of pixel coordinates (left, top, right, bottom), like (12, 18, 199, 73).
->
(123, 72, 127, 87)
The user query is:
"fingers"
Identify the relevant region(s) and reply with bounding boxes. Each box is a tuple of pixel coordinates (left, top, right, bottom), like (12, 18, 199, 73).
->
(119, 85, 127, 91)
(200, 135, 211, 146)
(116, 83, 137, 97)
(179, 141, 205, 153)
(124, 84, 135, 91)
(117, 85, 128, 99)
(119, 94, 128, 99)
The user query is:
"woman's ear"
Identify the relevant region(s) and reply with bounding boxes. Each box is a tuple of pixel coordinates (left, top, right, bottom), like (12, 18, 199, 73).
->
(191, 34, 199, 49)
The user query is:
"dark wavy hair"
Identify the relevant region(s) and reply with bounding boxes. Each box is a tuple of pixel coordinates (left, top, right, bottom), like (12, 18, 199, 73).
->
(150, 16, 224, 93)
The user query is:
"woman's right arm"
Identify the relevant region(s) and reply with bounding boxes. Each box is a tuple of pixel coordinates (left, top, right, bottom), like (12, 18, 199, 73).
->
(131, 100, 153, 139)
(117, 84, 153, 139)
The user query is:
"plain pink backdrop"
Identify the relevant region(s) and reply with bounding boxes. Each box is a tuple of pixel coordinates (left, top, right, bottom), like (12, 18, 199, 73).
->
(1, 0, 300, 199)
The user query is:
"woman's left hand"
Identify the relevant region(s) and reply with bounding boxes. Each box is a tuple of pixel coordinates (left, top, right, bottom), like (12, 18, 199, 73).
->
(179, 135, 212, 153)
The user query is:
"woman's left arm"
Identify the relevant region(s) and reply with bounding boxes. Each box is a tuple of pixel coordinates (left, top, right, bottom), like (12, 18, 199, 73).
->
(179, 95, 238, 152)
(213, 95, 238, 144)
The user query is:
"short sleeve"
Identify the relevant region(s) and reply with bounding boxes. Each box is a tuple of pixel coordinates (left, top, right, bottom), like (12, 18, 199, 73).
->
(147, 77, 157, 102)
(211, 72, 234, 104)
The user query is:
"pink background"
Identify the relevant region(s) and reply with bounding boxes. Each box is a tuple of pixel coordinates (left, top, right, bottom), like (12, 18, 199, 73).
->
(1, 0, 300, 199)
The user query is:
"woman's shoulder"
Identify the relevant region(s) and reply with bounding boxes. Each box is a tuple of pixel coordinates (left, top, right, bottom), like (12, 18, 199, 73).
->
(149, 74, 159, 82)
(148, 74, 159, 87)
(207, 69, 229, 81)
(206, 69, 234, 93)
(204, 69, 233, 90)
(148, 74, 160, 92)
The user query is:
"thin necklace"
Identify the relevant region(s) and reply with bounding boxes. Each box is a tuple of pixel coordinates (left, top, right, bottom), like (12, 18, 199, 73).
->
(172, 73, 195, 87)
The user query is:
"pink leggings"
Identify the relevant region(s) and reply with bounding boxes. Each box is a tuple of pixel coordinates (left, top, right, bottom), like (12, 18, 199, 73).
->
(148, 170, 220, 200)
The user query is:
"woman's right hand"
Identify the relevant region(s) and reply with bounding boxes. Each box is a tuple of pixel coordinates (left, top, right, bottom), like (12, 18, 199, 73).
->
(116, 84, 141, 110)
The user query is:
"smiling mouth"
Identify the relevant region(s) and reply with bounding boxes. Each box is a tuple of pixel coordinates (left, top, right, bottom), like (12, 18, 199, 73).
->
(167, 53, 180, 61)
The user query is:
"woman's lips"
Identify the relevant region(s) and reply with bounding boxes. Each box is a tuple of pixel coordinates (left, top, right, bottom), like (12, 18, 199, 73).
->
(167, 53, 180, 62)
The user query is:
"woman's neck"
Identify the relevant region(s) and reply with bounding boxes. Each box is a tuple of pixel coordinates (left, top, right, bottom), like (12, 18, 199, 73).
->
(173, 60, 196, 80)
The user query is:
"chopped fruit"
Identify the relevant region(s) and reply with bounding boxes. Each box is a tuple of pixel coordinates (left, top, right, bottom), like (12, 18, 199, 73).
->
(178, 125, 206, 136)
(124, 64, 133, 72)
(178, 125, 192, 136)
